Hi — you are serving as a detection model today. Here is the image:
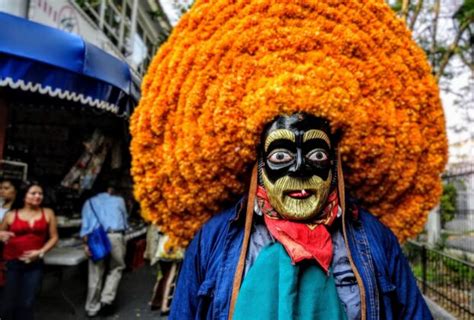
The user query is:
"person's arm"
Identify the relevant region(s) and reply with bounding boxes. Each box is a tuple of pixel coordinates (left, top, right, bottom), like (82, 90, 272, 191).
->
(388, 233, 433, 319)
(169, 229, 203, 319)
(20, 208, 59, 262)
(0, 211, 15, 242)
(41, 209, 59, 253)
(0, 213, 8, 231)
(80, 200, 93, 256)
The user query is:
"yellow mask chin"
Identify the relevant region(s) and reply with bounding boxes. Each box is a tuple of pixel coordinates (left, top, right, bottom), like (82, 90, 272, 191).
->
(261, 172, 332, 220)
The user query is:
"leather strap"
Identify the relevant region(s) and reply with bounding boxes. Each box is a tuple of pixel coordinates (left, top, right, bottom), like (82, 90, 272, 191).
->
(228, 164, 258, 319)
(337, 148, 345, 216)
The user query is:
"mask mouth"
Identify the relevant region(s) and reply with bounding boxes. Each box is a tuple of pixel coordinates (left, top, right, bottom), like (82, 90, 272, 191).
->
(285, 189, 314, 199)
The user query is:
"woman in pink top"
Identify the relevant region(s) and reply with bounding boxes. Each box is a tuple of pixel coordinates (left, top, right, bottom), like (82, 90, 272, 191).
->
(0, 181, 58, 320)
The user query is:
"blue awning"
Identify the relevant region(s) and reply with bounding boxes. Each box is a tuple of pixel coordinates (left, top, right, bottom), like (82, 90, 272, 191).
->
(0, 12, 138, 117)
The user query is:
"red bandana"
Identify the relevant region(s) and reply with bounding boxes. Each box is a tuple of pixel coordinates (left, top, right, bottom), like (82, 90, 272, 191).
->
(256, 186, 339, 273)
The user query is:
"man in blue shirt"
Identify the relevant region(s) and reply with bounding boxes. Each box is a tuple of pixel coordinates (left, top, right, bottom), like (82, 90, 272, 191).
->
(80, 183, 128, 317)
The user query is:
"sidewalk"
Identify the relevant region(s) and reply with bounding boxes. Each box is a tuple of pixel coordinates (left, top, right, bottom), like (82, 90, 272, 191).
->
(35, 263, 166, 320)
(446, 235, 474, 253)
(444, 217, 474, 254)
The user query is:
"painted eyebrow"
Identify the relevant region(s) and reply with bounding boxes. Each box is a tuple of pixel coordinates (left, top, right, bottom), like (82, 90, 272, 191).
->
(265, 129, 296, 152)
(303, 129, 331, 147)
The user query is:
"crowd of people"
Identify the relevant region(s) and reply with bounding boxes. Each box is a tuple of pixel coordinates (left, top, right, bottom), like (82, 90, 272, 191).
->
(0, 179, 130, 320)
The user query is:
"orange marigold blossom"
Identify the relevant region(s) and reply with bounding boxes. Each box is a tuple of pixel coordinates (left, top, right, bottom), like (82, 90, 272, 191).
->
(130, 0, 448, 249)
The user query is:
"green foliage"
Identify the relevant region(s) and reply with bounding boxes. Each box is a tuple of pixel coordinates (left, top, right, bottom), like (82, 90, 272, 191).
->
(386, 0, 473, 80)
(405, 243, 474, 287)
(454, 0, 474, 26)
(442, 256, 474, 284)
(411, 263, 438, 282)
(434, 232, 449, 250)
(440, 183, 457, 228)
(389, 0, 403, 12)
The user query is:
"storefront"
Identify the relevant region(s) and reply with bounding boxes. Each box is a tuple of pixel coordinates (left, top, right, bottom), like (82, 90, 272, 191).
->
(0, 12, 146, 276)
(1, 92, 136, 220)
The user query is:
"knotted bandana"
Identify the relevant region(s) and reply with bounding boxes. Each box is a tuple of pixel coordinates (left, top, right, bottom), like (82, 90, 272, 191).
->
(256, 186, 339, 273)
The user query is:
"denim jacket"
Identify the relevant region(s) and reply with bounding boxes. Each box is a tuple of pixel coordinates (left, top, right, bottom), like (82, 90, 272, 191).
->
(170, 199, 432, 320)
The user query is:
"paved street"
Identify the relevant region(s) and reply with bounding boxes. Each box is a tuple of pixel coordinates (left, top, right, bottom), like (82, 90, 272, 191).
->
(39, 263, 165, 320)
(0, 263, 166, 320)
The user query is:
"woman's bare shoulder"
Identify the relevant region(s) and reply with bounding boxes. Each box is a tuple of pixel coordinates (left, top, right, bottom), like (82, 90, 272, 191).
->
(43, 207, 56, 217)
(4, 210, 16, 223)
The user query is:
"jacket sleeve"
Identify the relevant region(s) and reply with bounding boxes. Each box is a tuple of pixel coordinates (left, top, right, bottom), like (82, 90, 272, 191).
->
(169, 229, 203, 320)
(387, 232, 433, 319)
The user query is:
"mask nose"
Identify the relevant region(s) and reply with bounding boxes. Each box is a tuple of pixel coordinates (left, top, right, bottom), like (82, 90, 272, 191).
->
(288, 149, 311, 178)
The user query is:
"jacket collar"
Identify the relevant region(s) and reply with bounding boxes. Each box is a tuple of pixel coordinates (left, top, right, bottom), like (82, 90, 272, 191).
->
(229, 197, 246, 222)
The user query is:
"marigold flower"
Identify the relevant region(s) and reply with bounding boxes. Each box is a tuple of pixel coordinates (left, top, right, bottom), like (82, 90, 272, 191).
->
(130, 0, 447, 248)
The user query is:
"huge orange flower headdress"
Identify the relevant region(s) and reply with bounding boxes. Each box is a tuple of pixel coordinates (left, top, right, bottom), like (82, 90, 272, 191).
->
(130, 0, 447, 248)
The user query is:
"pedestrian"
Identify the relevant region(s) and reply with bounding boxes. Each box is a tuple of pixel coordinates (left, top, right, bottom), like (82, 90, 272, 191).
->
(147, 229, 184, 314)
(0, 178, 21, 287)
(0, 178, 20, 221)
(80, 182, 128, 317)
(129, 0, 448, 319)
(0, 181, 59, 320)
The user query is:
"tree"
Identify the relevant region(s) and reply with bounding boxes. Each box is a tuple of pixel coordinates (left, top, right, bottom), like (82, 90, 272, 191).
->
(439, 182, 458, 227)
(389, 0, 474, 151)
(389, 0, 473, 80)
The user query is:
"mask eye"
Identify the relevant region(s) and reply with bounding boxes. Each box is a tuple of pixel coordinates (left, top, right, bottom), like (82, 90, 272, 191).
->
(307, 149, 329, 162)
(267, 149, 294, 164)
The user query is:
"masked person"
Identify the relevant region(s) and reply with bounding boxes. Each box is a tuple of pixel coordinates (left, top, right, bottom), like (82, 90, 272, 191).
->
(167, 113, 432, 319)
(130, 0, 448, 319)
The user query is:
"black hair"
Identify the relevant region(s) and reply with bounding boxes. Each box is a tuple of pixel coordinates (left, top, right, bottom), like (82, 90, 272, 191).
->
(11, 181, 43, 210)
(90, 179, 120, 196)
(0, 178, 22, 194)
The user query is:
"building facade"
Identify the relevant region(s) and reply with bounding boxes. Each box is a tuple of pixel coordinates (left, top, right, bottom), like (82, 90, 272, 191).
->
(1, 0, 172, 79)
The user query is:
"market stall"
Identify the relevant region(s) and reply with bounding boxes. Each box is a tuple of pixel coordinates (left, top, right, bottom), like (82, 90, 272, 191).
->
(0, 12, 145, 274)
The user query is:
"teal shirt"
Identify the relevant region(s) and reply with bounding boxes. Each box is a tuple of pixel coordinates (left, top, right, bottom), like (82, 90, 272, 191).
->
(234, 242, 347, 320)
